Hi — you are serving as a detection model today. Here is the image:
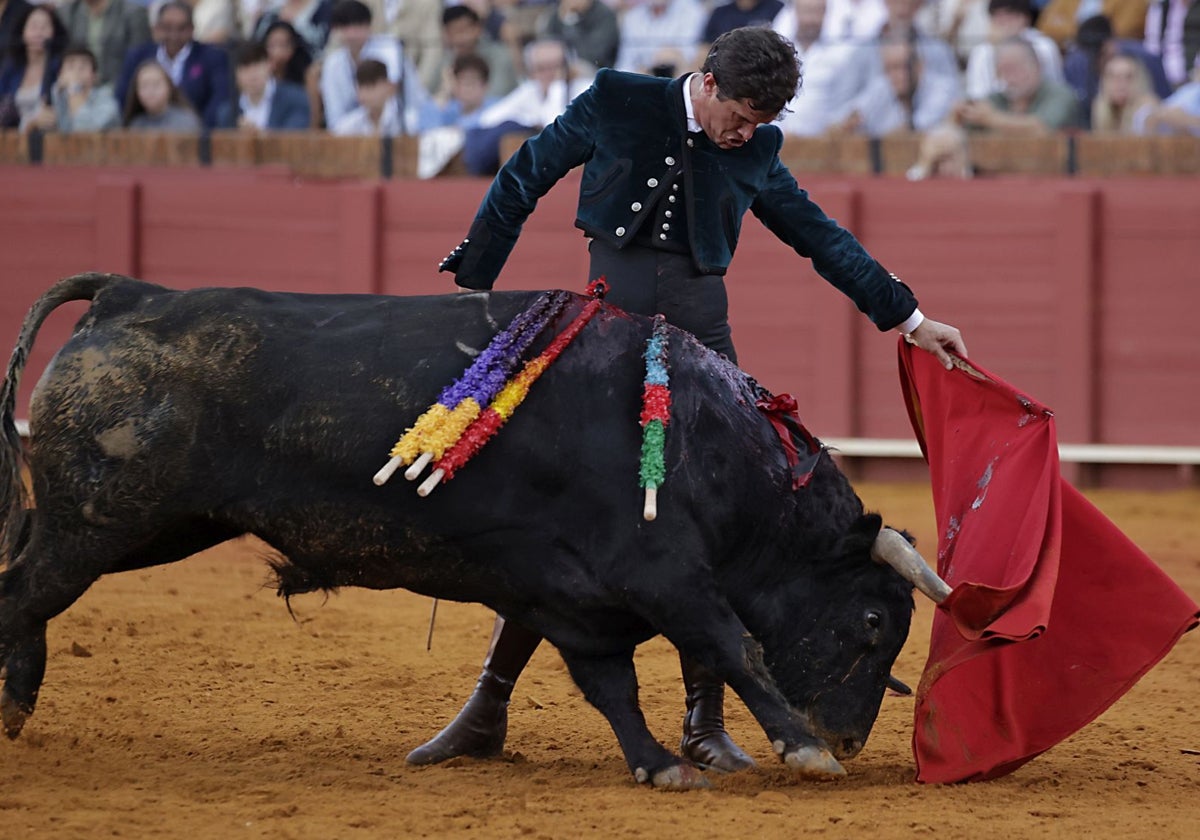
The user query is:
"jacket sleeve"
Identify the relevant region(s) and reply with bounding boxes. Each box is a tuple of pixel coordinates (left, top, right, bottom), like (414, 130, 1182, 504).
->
(750, 129, 918, 331)
(443, 72, 602, 290)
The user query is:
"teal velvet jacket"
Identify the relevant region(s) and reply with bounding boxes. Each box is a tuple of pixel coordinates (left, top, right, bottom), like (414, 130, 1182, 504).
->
(444, 69, 918, 331)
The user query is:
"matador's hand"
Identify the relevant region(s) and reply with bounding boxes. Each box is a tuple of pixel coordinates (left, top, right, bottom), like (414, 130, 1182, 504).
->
(906, 319, 967, 371)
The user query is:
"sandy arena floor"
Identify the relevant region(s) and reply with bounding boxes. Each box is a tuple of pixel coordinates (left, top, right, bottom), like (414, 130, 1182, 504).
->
(1, 483, 1197, 838)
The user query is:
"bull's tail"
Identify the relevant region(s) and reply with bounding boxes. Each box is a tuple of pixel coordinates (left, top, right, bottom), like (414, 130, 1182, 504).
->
(0, 273, 119, 566)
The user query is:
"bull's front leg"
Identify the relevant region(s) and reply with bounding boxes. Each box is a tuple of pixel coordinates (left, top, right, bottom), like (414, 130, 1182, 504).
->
(558, 650, 709, 790)
(649, 597, 846, 779)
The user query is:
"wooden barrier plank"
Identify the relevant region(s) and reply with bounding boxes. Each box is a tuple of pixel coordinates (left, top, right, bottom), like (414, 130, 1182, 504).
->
(1075, 135, 1156, 176)
(0, 131, 28, 164)
(102, 131, 200, 167)
(879, 132, 922, 176)
(209, 130, 259, 168)
(968, 133, 1067, 175)
(42, 132, 108, 166)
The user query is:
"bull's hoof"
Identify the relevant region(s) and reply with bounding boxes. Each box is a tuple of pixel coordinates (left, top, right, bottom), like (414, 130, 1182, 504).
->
(783, 745, 846, 779)
(0, 690, 31, 739)
(633, 763, 711, 790)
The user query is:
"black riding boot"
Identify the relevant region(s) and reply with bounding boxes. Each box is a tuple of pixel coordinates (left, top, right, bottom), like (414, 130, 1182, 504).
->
(679, 657, 756, 773)
(405, 615, 542, 765)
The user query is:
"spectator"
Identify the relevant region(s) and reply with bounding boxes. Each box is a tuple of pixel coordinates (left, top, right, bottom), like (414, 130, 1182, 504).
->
(1036, 0, 1149, 50)
(538, 0, 619, 71)
(908, 122, 975, 178)
(964, 0, 1064, 99)
(58, 0, 150, 87)
(956, 35, 1082, 131)
(330, 55, 399, 133)
(615, 0, 706, 76)
(700, 0, 785, 56)
(1065, 14, 1171, 125)
(0, 3, 65, 131)
(463, 37, 590, 174)
(122, 56, 202, 129)
(1143, 0, 1200, 88)
(419, 50, 495, 129)
(318, 0, 428, 130)
(0, 0, 33, 56)
(218, 40, 310, 129)
(1137, 55, 1200, 132)
(917, 0, 991, 67)
(834, 35, 962, 135)
(115, 1, 232, 128)
(877, 0, 960, 78)
(822, 0, 888, 42)
(363, 0, 446, 94)
(250, 0, 332, 58)
(434, 4, 516, 99)
(262, 18, 312, 84)
(772, 0, 877, 135)
(50, 44, 121, 131)
(1091, 50, 1160, 130)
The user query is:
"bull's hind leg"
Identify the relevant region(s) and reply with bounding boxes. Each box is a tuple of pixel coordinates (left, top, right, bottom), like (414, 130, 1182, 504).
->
(558, 649, 709, 790)
(0, 518, 240, 737)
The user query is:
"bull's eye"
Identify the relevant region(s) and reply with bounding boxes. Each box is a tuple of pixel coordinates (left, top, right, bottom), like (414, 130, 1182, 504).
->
(865, 610, 882, 629)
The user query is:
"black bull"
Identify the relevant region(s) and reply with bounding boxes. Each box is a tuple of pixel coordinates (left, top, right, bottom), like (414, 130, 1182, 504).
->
(0, 274, 931, 788)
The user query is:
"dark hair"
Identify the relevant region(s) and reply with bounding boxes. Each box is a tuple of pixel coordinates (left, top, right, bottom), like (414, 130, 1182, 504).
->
(7, 3, 69, 66)
(987, 0, 1032, 18)
(1075, 14, 1113, 53)
(61, 44, 98, 72)
(235, 41, 269, 68)
(442, 5, 481, 27)
(700, 26, 800, 116)
(122, 58, 195, 125)
(156, 1, 194, 27)
(261, 20, 312, 85)
(354, 58, 389, 86)
(452, 52, 490, 83)
(330, 0, 372, 28)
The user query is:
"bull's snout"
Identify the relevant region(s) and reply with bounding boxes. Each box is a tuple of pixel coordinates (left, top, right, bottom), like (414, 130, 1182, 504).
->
(833, 737, 864, 760)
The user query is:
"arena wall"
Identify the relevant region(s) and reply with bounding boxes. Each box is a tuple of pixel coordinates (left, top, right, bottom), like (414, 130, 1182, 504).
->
(2, 166, 1197, 487)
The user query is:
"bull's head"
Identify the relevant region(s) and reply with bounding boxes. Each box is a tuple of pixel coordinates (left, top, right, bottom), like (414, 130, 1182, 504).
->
(759, 514, 947, 760)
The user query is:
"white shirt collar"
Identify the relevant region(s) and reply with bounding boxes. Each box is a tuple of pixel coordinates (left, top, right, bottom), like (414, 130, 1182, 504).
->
(683, 72, 701, 133)
(157, 42, 193, 87)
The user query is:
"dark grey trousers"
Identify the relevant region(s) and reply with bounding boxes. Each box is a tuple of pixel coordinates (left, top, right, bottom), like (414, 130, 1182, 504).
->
(587, 239, 738, 364)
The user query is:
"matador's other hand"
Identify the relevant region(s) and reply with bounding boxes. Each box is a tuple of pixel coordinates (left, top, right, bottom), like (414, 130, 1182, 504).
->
(906, 319, 967, 371)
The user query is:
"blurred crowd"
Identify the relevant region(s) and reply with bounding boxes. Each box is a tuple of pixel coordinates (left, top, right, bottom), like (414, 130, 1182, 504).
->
(0, 0, 1197, 175)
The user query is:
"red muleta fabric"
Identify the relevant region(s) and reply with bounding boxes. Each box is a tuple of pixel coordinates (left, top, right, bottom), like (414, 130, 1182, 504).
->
(898, 341, 1199, 784)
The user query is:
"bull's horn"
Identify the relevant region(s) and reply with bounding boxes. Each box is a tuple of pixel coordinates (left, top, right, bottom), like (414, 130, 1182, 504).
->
(871, 528, 952, 604)
(886, 674, 913, 696)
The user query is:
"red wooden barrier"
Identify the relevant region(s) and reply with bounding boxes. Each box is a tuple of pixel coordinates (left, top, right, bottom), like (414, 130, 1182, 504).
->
(2, 166, 1198, 487)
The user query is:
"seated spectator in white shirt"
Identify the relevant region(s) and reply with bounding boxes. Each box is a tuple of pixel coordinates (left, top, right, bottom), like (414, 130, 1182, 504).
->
(331, 56, 401, 134)
(773, 0, 878, 135)
(462, 37, 591, 174)
(964, 0, 1063, 99)
(821, 0, 888, 42)
(615, 0, 706, 76)
(319, 0, 427, 129)
(833, 35, 962, 135)
(219, 41, 311, 130)
(1136, 56, 1200, 134)
(49, 45, 121, 133)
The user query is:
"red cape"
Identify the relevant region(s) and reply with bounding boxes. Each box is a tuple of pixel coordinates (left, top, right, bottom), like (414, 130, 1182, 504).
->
(898, 342, 1199, 784)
